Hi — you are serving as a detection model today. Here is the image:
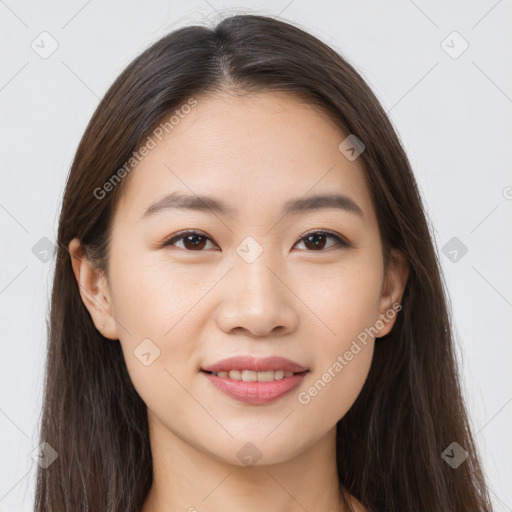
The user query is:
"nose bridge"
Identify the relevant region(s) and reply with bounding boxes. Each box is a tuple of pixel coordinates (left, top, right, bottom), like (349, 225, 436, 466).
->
(234, 244, 283, 311)
(215, 240, 298, 336)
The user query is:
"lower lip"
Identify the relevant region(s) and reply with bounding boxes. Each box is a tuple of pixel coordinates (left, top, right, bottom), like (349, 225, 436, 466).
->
(201, 370, 308, 405)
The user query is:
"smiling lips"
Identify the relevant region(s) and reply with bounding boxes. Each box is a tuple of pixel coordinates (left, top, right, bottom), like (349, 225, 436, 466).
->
(210, 369, 295, 381)
(201, 355, 309, 405)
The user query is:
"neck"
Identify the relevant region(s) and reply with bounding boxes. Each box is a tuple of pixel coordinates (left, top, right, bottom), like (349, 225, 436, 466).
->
(141, 412, 348, 512)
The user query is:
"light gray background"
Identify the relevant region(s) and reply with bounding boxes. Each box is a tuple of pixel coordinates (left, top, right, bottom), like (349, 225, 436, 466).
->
(1, 1, 511, 511)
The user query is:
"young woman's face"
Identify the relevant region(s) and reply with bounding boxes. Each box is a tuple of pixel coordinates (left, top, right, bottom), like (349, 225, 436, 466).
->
(73, 91, 408, 467)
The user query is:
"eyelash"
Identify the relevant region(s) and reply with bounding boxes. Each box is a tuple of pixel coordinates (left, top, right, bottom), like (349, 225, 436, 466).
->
(161, 229, 351, 252)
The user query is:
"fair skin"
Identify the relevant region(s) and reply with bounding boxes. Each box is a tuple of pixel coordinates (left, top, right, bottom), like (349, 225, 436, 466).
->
(69, 91, 409, 512)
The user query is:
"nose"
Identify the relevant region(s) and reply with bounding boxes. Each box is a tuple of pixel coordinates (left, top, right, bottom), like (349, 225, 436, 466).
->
(215, 253, 299, 337)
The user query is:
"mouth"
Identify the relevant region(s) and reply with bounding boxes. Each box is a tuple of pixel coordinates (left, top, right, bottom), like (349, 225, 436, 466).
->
(200, 369, 308, 381)
(200, 368, 310, 405)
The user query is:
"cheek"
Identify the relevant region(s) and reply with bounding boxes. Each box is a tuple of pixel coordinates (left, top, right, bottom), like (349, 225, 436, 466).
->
(293, 254, 381, 422)
(299, 250, 384, 342)
(108, 242, 213, 341)
(296, 300, 376, 431)
(295, 340, 374, 437)
(106, 246, 208, 410)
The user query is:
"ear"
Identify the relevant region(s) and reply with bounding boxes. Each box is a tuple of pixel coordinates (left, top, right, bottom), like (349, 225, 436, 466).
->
(68, 238, 119, 340)
(375, 248, 409, 338)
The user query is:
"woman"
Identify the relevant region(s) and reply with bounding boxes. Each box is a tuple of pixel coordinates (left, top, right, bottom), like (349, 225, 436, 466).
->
(34, 13, 493, 512)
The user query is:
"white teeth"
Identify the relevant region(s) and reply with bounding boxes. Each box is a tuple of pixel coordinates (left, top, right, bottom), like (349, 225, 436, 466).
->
(256, 371, 275, 382)
(241, 370, 258, 382)
(212, 369, 299, 381)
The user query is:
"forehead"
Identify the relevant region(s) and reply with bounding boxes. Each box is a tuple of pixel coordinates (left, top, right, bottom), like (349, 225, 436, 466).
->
(113, 91, 377, 229)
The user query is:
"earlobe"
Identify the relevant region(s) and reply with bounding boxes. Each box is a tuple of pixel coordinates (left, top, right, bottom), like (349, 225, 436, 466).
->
(68, 238, 119, 340)
(376, 249, 410, 338)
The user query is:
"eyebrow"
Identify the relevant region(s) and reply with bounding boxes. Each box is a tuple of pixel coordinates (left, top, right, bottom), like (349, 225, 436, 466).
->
(141, 191, 366, 222)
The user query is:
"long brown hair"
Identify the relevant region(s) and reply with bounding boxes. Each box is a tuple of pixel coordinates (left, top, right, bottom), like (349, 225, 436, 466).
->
(35, 13, 493, 511)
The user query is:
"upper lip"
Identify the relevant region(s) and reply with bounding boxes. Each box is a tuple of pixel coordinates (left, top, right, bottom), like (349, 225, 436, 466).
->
(201, 356, 308, 373)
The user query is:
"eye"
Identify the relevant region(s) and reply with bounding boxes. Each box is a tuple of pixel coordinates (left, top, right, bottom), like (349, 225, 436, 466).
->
(294, 230, 350, 251)
(162, 230, 217, 251)
(162, 229, 350, 252)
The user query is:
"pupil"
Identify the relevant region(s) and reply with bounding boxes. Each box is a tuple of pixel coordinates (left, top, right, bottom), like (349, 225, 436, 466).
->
(306, 234, 326, 250)
(186, 234, 205, 250)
